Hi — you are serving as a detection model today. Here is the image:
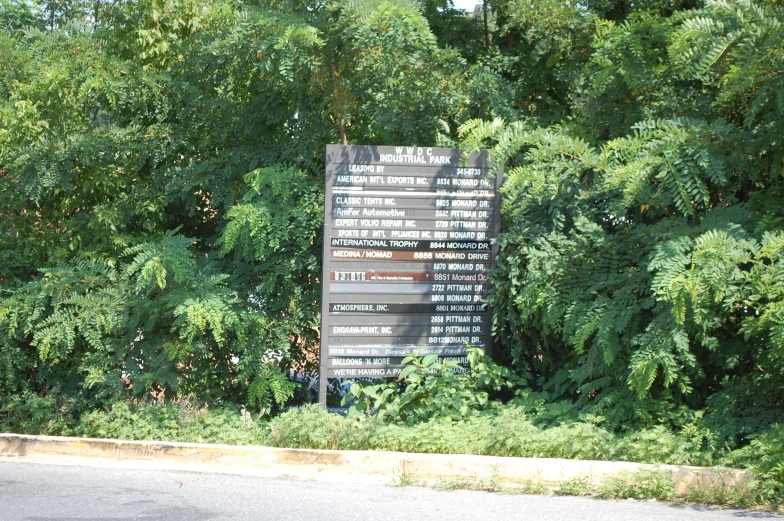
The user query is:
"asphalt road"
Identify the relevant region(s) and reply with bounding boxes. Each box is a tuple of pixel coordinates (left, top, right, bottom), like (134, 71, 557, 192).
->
(0, 460, 779, 521)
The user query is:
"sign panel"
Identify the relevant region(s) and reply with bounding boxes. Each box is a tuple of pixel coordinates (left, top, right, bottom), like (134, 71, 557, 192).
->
(319, 145, 502, 404)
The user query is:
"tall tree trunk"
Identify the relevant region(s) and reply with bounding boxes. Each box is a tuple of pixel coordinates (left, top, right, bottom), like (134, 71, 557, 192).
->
(330, 63, 348, 145)
(483, 0, 489, 50)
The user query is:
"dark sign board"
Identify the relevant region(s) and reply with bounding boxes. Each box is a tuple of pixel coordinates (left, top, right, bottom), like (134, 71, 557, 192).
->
(319, 145, 502, 404)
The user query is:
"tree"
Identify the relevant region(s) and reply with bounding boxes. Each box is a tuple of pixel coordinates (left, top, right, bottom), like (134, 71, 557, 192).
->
(460, 0, 784, 438)
(1, 0, 782, 447)
(0, 0, 508, 410)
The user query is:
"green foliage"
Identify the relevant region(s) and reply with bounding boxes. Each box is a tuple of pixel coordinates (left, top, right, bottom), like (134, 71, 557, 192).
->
(222, 164, 323, 362)
(0, 231, 289, 405)
(0, 0, 46, 31)
(1, 392, 781, 509)
(98, 0, 209, 63)
(458, 1, 784, 430)
(466, 0, 783, 448)
(556, 469, 678, 500)
(723, 424, 784, 507)
(75, 399, 271, 445)
(268, 404, 351, 451)
(0, 392, 72, 435)
(269, 404, 714, 465)
(1, 0, 784, 503)
(1, 0, 494, 415)
(341, 348, 525, 421)
(247, 363, 298, 415)
(596, 469, 677, 501)
(554, 476, 594, 497)
(433, 472, 503, 492)
(685, 471, 758, 508)
(0, 394, 266, 445)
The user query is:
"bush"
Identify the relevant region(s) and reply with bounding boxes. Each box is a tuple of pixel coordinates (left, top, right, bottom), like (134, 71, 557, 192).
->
(341, 348, 525, 422)
(724, 424, 784, 508)
(268, 404, 358, 450)
(0, 392, 74, 435)
(596, 469, 677, 501)
(3, 393, 782, 511)
(73, 399, 271, 445)
(268, 404, 711, 465)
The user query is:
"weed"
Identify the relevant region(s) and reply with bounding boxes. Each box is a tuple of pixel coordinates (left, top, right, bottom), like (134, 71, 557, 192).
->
(431, 466, 500, 492)
(553, 469, 677, 501)
(390, 463, 421, 487)
(71, 400, 271, 445)
(4, 396, 784, 512)
(685, 470, 755, 508)
(596, 469, 677, 501)
(502, 480, 550, 495)
(554, 476, 594, 496)
(434, 474, 502, 492)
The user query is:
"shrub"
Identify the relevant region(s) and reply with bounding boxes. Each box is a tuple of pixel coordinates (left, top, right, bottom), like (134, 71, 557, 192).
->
(269, 404, 711, 466)
(0, 392, 74, 435)
(269, 404, 360, 450)
(724, 424, 784, 508)
(74, 399, 270, 445)
(596, 469, 677, 501)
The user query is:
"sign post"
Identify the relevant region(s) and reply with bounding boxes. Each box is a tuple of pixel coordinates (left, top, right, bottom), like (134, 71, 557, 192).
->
(319, 145, 502, 407)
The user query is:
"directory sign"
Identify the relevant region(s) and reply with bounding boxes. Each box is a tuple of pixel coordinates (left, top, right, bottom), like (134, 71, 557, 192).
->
(319, 145, 502, 404)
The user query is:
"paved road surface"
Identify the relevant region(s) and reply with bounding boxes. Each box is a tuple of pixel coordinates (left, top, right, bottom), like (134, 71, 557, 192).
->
(0, 460, 779, 521)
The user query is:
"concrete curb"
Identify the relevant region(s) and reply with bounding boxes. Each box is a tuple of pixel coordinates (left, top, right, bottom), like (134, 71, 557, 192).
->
(0, 433, 748, 495)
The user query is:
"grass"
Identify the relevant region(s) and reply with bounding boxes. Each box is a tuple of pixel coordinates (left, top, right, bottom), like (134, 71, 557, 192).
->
(389, 463, 423, 487)
(685, 470, 759, 509)
(386, 467, 777, 513)
(553, 475, 593, 497)
(2, 399, 781, 512)
(434, 468, 503, 492)
(595, 469, 677, 501)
